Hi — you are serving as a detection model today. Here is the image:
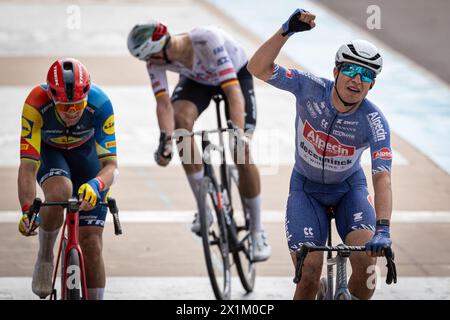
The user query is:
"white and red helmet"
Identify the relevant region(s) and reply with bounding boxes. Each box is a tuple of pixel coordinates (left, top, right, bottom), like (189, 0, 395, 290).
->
(127, 20, 170, 61)
(335, 40, 383, 75)
(46, 58, 91, 103)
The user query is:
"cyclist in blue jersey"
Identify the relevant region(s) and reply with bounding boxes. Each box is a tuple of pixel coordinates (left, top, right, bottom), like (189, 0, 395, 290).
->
(18, 58, 119, 299)
(248, 9, 393, 300)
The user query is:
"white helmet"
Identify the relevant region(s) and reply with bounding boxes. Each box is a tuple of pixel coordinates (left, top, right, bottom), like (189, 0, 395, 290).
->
(127, 21, 170, 61)
(335, 39, 383, 75)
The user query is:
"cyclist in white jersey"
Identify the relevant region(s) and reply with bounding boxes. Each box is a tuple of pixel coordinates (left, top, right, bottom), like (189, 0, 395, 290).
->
(127, 21, 271, 261)
(248, 9, 393, 299)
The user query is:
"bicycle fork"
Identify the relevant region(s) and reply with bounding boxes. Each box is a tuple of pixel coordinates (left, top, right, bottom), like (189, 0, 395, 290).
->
(328, 251, 351, 300)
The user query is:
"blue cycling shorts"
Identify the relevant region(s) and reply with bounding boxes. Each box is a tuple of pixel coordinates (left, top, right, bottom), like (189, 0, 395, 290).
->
(285, 169, 376, 252)
(37, 138, 108, 228)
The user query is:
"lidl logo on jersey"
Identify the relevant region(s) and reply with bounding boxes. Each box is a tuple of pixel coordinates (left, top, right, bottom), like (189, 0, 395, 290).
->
(303, 121, 355, 157)
(103, 115, 115, 135)
(21, 117, 33, 138)
(372, 147, 392, 160)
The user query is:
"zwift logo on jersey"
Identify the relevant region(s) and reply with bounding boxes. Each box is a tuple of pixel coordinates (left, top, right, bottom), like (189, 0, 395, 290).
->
(303, 121, 355, 157)
(367, 112, 387, 142)
(372, 147, 392, 160)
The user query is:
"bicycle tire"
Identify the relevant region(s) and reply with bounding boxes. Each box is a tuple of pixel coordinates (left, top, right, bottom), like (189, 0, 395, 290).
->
(199, 176, 231, 300)
(60, 238, 67, 300)
(316, 277, 328, 300)
(64, 248, 82, 300)
(335, 291, 352, 300)
(227, 165, 255, 292)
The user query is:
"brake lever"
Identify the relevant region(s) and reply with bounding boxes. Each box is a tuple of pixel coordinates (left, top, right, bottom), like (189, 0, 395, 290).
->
(293, 245, 310, 284)
(384, 247, 397, 284)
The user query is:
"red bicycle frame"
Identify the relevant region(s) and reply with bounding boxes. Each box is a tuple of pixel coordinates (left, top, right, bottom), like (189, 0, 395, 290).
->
(27, 197, 122, 300)
(51, 208, 88, 300)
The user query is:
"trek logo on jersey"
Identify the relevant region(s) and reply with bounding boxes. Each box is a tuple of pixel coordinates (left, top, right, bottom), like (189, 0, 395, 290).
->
(21, 117, 33, 138)
(303, 121, 355, 157)
(103, 115, 115, 135)
(367, 112, 387, 142)
(372, 147, 392, 160)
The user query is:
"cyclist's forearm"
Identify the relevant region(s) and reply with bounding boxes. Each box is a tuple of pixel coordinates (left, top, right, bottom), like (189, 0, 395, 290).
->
(18, 160, 38, 208)
(97, 159, 118, 190)
(373, 172, 392, 221)
(247, 28, 289, 80)
(222, 84, 245, 129)
(156, 99, 175, 135)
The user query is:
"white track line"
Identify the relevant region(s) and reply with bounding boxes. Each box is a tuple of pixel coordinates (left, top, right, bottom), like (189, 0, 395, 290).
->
(0, 276, 449, 300)
(1, 210, 450, 223)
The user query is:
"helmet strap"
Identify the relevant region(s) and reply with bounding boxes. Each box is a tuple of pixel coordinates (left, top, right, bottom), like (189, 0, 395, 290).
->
(334, 70, 359, 109)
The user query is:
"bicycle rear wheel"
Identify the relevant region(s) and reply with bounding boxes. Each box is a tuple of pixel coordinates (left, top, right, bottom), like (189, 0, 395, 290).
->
(64, 248, 82, 300)
(199, 176, 231, 300)
(227, 165, 255, 292)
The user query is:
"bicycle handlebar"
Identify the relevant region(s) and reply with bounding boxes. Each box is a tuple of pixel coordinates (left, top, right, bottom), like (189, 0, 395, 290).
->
(171, 120, 242, 139)
(293, 244, 397, 286)
(27, 197, 122, 236)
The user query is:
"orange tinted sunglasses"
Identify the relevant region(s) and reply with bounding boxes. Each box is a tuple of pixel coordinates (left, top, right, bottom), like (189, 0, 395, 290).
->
(55, 100, 87, 113)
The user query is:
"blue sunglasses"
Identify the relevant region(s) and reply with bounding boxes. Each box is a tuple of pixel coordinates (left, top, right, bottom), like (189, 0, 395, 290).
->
(340, 63, 376, 83)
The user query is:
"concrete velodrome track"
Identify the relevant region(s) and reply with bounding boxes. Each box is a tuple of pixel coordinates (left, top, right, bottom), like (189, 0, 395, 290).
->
(0, 0, 449, 300)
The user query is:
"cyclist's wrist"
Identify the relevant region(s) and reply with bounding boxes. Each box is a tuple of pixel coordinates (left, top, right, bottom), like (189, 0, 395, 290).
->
(95, 176, 106, 192)
(21, 203, 31, 214)
(374, 223, 390, 236)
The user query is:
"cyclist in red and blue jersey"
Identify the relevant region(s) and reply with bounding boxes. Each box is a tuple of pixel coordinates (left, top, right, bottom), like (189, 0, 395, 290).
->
(248, 9, 393, 299)
(18, 58, 119, 300)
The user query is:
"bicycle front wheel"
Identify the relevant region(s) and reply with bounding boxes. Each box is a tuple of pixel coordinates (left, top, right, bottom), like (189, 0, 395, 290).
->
(227, 165, 256, 293)
(199, 176, 231, 300)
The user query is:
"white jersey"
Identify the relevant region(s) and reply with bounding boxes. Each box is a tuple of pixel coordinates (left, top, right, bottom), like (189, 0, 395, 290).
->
(147, 26, 248, 97)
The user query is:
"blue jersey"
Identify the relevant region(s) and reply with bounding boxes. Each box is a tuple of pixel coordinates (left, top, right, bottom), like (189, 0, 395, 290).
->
(267, 65, 392, 184)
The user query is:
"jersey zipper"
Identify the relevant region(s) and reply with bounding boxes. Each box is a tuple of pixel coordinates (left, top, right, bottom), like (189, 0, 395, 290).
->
(321, 114, 338, 184)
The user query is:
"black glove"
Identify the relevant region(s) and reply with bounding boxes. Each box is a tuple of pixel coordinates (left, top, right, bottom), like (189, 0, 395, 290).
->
(154, 131, 173, 166)
(282, 9, 312, 37)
